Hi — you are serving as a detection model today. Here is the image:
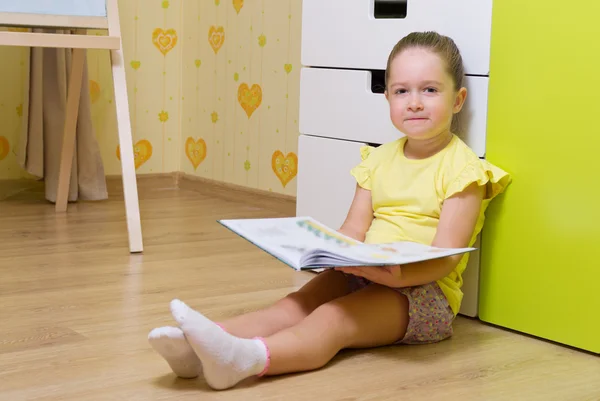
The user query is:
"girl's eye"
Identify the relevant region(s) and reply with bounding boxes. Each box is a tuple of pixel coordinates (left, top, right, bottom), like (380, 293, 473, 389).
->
(424, 87, 437, 93)
(394, 89, 407, 95)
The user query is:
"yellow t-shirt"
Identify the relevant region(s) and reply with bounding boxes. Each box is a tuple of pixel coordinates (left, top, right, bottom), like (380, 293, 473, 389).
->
(350, 134, 511, 315)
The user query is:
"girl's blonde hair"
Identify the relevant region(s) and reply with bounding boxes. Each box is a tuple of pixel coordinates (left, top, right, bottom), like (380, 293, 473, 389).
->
(384, 31, 466, 133)
(385, 31, 465, 91)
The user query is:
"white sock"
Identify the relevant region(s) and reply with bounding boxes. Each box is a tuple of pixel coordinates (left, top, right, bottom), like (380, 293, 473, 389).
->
(148, 326, 203, 379)
(170, 299, 270, 390)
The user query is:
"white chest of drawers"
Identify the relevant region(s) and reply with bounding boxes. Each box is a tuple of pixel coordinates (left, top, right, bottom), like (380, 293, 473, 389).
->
(296, 0, 493, 317)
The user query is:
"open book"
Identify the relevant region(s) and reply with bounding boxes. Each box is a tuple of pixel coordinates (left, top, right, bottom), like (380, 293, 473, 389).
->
(218, 216, 476, 271)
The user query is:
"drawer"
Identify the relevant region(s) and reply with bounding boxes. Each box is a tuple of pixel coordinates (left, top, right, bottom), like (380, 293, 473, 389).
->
(295, 134, 482, 317)
(301, 0, 493, 75)
(296, 135, 365, 231)
(299, 67, 488, 157)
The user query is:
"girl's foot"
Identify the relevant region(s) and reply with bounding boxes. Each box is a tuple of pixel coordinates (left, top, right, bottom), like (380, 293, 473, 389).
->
(148, 326, 203, 379)
(170, 299, 270, 390)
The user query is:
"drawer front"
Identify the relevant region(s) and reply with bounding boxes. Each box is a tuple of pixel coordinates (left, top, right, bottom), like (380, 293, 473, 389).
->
(296, 134, 481, 316)
(296, 135, 365, 231)
(301, 0, 492, 75)
(299, 67, 488, 157)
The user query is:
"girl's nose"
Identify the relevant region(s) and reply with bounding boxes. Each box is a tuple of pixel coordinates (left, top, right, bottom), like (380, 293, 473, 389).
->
(407, 96, 423, 111)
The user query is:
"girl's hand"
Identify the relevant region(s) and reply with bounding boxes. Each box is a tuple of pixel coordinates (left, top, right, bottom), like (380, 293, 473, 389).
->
(334, 265, 403, 288)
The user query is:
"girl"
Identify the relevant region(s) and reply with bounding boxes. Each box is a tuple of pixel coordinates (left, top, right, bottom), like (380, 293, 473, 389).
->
(148, 31, 511, 390)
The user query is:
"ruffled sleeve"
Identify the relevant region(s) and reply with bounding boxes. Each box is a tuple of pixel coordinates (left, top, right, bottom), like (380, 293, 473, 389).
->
(349, 145, 377, 190)
(445, 159, 512, 202)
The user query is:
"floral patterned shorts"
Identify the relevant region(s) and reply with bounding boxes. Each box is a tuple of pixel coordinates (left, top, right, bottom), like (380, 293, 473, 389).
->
(346, 276, 455, 344)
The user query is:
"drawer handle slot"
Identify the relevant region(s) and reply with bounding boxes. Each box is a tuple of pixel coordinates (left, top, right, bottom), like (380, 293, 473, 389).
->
(370, 70, 386, 94)
(374, 0, 407, 19)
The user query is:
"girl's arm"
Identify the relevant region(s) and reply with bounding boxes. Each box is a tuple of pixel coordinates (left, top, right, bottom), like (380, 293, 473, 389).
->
(390, 182, 485, 287)
(337, 184, 374, 242)
(336, 182, 485, 288)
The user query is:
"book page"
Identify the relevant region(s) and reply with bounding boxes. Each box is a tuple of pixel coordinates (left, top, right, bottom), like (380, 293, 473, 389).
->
(218, 217, 361, 269)
(309, 240, 475, 266)
(220, 216, 475, 269)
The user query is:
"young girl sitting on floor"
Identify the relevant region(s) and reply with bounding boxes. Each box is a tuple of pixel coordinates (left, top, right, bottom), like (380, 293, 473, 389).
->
(148, 31, 511, 390)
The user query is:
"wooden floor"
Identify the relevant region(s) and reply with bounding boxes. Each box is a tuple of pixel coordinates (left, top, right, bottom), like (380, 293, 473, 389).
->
(1, 177, 598, 401)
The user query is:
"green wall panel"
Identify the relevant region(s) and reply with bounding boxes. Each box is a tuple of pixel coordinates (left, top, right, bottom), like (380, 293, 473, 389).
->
(480, 0, 600, 354)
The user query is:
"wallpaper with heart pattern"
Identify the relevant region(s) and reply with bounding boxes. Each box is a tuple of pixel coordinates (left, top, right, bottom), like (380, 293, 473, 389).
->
(0, 0, 302, 196)
(0, 39, 29, 179)
(88, 0, 184, 176)
(180, 0, 302, 195)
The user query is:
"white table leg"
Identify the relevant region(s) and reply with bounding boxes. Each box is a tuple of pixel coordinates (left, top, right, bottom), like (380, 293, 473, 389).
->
(110, 47, 143, 253)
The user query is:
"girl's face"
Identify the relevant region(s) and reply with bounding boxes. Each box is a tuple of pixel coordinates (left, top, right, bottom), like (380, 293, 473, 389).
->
(385, 48, 466, 141)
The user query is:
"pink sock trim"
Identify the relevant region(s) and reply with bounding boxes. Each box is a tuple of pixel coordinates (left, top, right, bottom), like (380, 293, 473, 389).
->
(254, 337, 271, 377)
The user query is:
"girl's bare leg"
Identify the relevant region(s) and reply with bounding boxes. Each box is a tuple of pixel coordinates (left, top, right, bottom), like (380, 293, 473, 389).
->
(263, 283, 409, 375)
(219, 269, 352, 338)
(148, 270, 351, 378)
(170, 283, 409, 389)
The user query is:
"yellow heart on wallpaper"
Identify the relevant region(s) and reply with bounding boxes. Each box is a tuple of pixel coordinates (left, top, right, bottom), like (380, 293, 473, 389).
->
(89, 80, 101, 104)
(152, 28, 178, 56)
(233, 0, 244, 14)
(130, 60, 141, 70)
(185, 137, 207, 170)
(208, 25, 225, 54)
(271, 150, 298, 188)
(284, 64, 292, 74)
(116, 140, 153, 170)
(237, 83, 262, 118)
(195, 59, 201, 68)
(0, 136, 9, 161)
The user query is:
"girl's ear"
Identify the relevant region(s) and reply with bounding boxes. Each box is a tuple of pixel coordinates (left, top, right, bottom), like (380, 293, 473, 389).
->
(453, 87, 467, 113)
(384, 89, 389, 101)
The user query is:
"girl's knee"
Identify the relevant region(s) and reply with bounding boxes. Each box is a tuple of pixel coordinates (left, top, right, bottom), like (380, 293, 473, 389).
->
(313, 301, 355, 330)
(276, 291, 315, 320)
